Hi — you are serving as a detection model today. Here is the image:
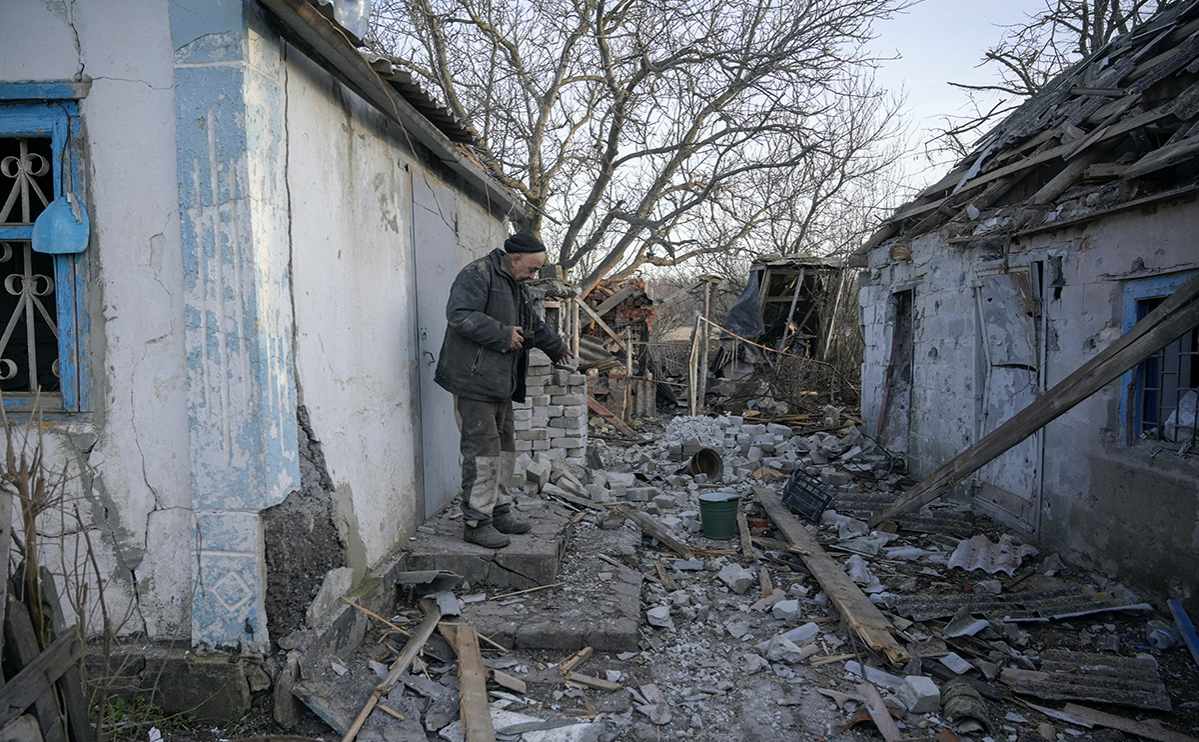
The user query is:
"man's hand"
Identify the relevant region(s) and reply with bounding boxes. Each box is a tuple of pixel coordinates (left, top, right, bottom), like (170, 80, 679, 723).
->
(556, 350, 575, 365)
(509, 326, 525, 351)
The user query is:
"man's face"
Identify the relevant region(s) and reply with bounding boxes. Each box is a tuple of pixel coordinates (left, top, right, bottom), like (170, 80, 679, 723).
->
(508, 251, 546, 282)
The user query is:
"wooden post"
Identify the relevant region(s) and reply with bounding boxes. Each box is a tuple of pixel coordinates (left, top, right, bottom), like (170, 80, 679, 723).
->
(699, 277, 717, 409)
(622, 328, 633, 422)
(688, 312, 701, 416)
(778, 268, 805, 351)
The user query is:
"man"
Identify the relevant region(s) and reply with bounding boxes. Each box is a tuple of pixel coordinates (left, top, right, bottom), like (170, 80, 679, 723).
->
(435, 232, 573, 548)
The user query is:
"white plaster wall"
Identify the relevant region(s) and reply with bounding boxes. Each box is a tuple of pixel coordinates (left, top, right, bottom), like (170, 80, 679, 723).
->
(862, 199, 1199, 612)
(284, 53, 502, 568)
(0, 1, 192, 638)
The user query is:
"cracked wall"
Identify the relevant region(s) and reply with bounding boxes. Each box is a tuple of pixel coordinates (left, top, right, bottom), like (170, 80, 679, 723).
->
(861, 198, 1199, 616)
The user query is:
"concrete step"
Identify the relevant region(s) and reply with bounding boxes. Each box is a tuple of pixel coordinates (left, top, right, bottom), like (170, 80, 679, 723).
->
(404, 497, 573, 591)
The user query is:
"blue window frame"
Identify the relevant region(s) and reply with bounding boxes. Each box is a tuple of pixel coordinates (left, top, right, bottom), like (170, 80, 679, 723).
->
(1120, 271, 1198, 446)
(0, 100, 89, 413)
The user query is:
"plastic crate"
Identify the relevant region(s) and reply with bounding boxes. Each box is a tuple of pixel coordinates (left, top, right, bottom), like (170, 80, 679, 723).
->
(780, 468, 832, 521)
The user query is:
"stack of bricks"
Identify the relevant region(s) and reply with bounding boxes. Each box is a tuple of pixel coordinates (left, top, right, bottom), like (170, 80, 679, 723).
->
(513, 349, 588, 464)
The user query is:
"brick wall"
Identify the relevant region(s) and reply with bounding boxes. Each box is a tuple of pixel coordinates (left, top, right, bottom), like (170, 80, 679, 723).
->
(513, 350, 588, 464)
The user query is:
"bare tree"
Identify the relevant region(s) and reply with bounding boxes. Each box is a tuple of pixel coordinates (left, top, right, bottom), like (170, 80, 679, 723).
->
(372, 0, 908, 293)
(935, 0, 1180, 156)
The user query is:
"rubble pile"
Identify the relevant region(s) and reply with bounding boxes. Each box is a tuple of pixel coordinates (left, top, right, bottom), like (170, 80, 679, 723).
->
(288, 414, 1199, 742)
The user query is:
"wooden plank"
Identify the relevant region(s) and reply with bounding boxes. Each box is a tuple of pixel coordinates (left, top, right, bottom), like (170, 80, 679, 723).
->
(4, 597, 68, 742)
(576, 300, 626, 351)
(558, 647, 593, 676)
(38, 569, 93, 742)
(754, 487, 909, 664)
(340, 606, 442, 742)
(736, 512, 755, 562)
(614, 505, 694, 559)
(567, 672, 621, 691)
(455, 622, 496, 742)
(857, 683, 903, 742)
(587, 395, 640, 439)
(592, 286, 637, 317)
(870, 272, 1199, 527)
(0, 626, 80, 730)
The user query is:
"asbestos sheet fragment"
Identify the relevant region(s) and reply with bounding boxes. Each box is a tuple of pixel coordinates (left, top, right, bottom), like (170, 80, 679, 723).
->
(948, 534, 1037, 575)
(887, 586, 1152, 623)
(1000, 649, 1171, 712)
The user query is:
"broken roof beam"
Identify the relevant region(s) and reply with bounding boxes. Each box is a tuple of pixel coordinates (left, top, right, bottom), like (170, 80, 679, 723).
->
(754, 486, 909, 664)
(869, 272, 1199, 528)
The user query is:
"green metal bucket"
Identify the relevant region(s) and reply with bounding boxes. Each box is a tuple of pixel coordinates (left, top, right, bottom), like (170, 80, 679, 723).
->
(698, 491, 739, 540)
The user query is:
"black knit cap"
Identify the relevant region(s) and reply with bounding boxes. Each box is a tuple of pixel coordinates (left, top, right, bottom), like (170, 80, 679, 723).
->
(504, 232, 546, 253)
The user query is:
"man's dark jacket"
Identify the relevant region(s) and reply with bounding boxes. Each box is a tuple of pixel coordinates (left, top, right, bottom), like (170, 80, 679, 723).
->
(435, 249, 567, 403)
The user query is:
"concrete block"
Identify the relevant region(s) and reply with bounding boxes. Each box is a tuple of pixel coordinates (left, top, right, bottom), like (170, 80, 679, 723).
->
(821, 468, 851, 486)
(513, 407, 532, 421)
(555, 438, 584, 448)
(514, 418, 532, 431)
(899, 675, 941, 714)
(530, 395, 551, 406)
(554, 394, 586, 406)
(526, 460, 551, 490)
(532, 439, 550, 451)
(142, 654, 251, 722)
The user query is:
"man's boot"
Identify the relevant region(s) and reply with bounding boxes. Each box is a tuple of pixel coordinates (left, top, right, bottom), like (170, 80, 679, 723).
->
(491, 506, 531, 534)
(464, 520, 510, 549)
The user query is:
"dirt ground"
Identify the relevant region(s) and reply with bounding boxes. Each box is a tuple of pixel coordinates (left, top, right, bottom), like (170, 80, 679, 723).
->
(173, 417, 1199, 742)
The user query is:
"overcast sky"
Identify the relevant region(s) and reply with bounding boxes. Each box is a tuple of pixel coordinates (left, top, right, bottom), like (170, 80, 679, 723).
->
(869, 0, 1052, 187)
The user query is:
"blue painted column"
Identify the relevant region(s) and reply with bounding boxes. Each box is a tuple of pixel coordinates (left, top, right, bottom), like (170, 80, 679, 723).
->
(170, 0, 300, 651)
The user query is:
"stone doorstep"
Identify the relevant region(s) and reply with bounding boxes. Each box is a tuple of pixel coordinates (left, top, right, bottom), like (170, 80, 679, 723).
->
(403, 497, 574, 591)
(463, 559, 643, 653)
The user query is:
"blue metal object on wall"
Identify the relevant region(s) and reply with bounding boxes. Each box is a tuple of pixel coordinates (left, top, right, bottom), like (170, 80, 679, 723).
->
(31, 195, 89, 254)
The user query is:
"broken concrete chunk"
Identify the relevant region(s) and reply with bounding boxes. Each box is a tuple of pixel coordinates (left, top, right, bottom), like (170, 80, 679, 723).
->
(764, 636, 804, 663)
(646, 605, 674, 630)
(718, 563, 757, 594)
(845, 660, 905, 691)
(306, 567, 355, 628)
(899, 675, 941, 714)
(771, 599, 802, 622)
(742, 653, 770, 675)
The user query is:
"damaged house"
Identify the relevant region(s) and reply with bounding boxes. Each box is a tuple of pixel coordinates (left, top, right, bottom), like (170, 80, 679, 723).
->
(856, 0, 1199, 616)
(2, 0, 522, 652)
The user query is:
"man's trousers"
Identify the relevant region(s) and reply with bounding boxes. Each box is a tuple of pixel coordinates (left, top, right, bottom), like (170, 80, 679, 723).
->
(455, 397, 517, 525)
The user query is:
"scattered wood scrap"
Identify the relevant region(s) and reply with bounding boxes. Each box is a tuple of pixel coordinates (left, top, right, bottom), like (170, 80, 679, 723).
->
(341, 606, 442, 742)
(567, 672, 621, 691)
(755, 486, 909, 664)
(558, 647, 593, 676)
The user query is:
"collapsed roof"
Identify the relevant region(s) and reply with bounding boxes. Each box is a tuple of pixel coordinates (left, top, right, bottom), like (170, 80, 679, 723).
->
(854, 0, 1199, 263)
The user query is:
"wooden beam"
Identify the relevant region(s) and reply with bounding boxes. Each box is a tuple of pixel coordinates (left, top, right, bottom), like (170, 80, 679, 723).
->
(455, 622, 496, 742)
(341, 607, 442, 742)
(754, 487, 909, 664)
(869, 272, 1199, 527)
(592, 286, 638, 317)
(587, 395, 640, 439)
(576, 300, 626, 351)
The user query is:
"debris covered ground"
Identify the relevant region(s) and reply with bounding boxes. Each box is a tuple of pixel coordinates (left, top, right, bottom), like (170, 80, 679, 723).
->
(253, 414, 1198, 742)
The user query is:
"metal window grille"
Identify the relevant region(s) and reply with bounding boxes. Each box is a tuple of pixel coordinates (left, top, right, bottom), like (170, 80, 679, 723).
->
(0, 136, 60, 394)
(1134, 297, 1198, 445)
